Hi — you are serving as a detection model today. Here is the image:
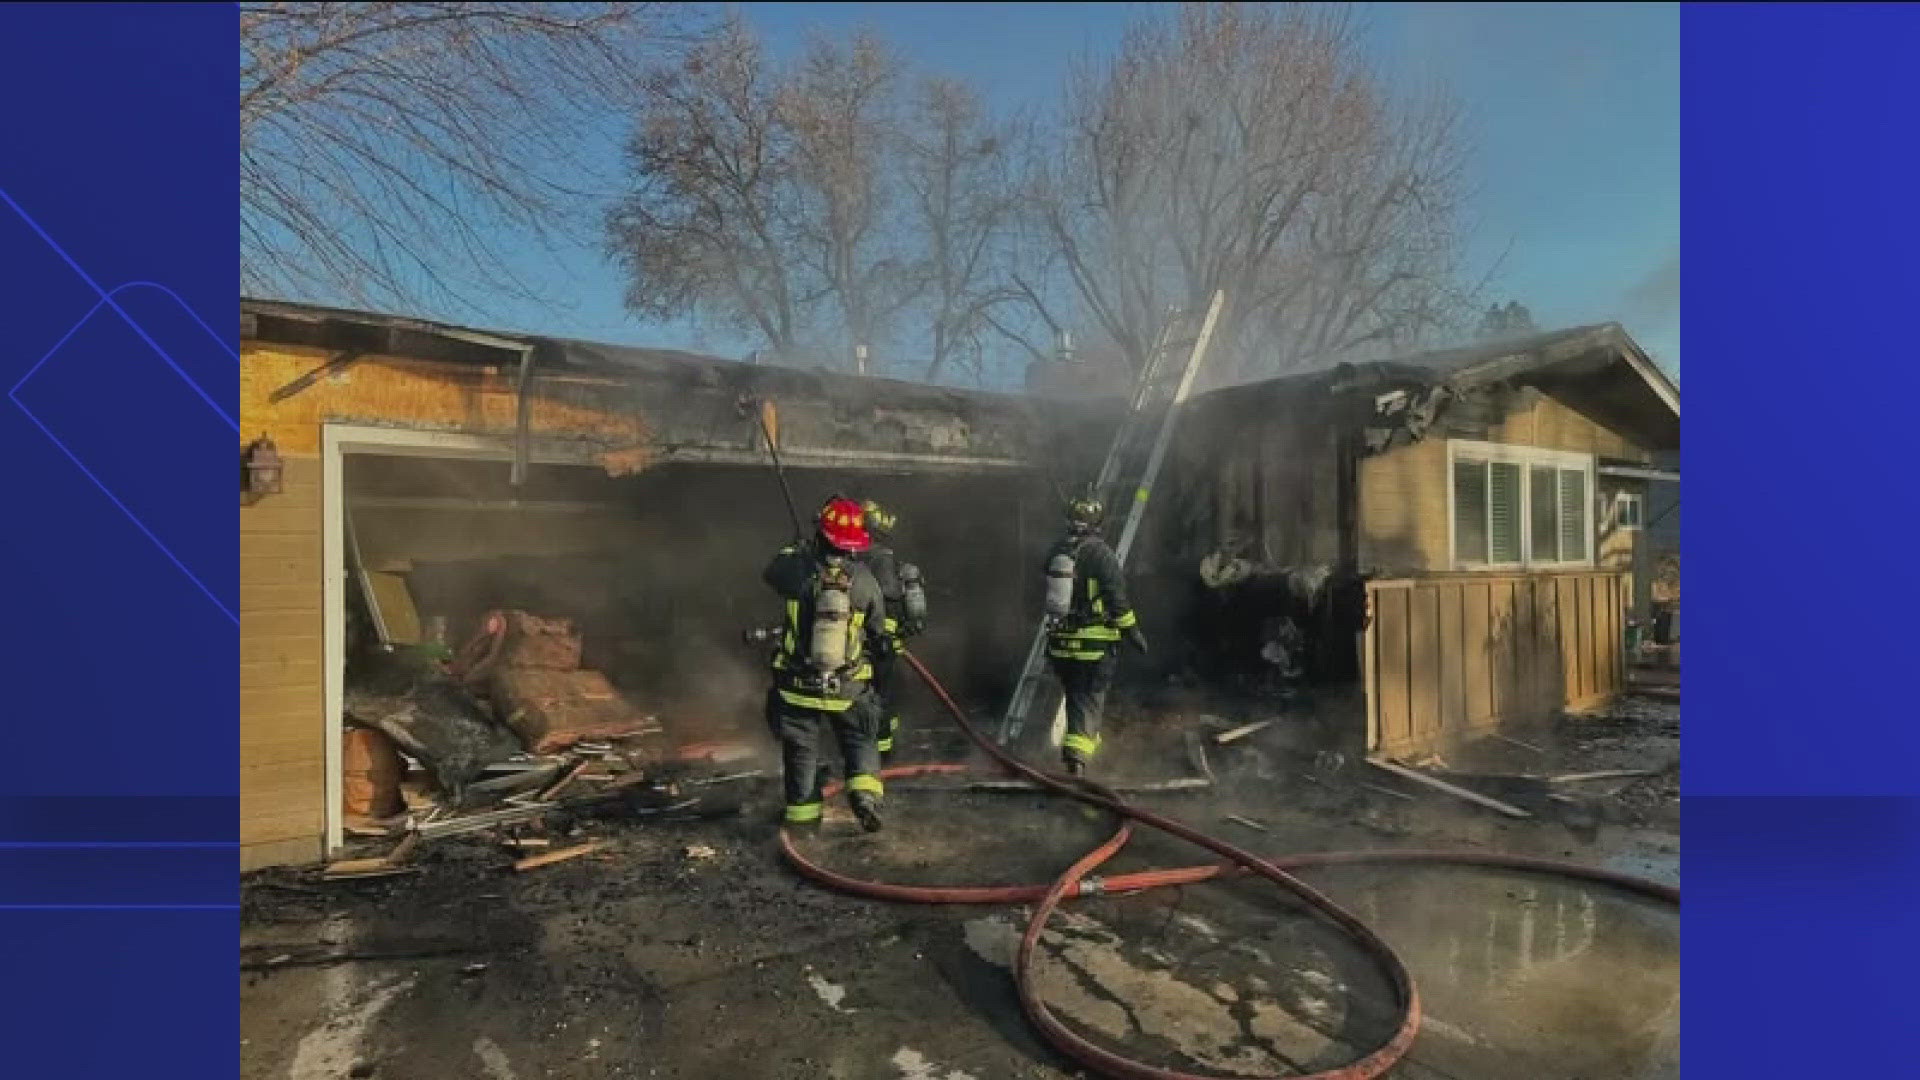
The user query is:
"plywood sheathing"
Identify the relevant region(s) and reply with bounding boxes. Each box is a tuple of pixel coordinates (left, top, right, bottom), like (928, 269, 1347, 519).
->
(240, 343, 653, 473)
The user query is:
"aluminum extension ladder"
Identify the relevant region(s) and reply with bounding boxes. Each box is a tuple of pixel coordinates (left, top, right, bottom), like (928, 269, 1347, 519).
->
(997, 290, 1227, 749)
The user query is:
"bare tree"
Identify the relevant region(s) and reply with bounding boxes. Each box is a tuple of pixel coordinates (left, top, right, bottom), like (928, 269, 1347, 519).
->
(779, 33, 914, 367)
(241, 2, 699, 315)
(609, 20, 918, 369)
(607, 14, 811, 355)
(1233, 90, 1476, 380)
(898, 79, 1036, 384)
(1031, 2, 1476, 384)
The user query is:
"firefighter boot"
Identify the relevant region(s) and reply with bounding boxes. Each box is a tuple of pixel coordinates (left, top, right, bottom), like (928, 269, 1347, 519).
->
(850, 792, 884, 833)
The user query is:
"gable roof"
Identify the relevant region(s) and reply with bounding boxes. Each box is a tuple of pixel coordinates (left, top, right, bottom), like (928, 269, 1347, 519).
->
(1395, 322, 1678, 420)
(1195, 321, 1679, 453)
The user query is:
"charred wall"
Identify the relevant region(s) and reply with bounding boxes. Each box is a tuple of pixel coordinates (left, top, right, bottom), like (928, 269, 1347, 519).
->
(1122, 377, 1365, 696)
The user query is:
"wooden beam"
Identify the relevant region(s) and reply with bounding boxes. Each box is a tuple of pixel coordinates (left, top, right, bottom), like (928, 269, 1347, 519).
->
(513, 842, 604, 872)
(1546, 769, 1658, 784)
(1366, 757, 1532, 819)
(1213, 720, 1273, 745)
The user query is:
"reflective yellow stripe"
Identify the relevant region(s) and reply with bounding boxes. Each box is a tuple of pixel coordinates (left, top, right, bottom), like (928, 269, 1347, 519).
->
(777, 688, 855, 711)
(1134, 485, 1149, 503)
(785, 802, 823, 823)
(1063, 733, 1101, 758)
(876, 736, 893, 753)
(1112, 610, 1137, 629)
(1049, 647, 1108, 661)
(849, 611, 866, 663)
(883, 616, 900, 634)
(1074, 626, 1123, 641)
(782, 599, 799, 655)
(846, 774, 884, 796)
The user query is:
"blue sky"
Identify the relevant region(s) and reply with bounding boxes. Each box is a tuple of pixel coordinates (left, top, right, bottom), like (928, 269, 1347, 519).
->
(362, 3, 1681, 375)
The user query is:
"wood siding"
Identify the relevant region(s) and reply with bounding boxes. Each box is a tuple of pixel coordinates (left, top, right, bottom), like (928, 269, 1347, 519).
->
(1358, 437, 1448, 571)
(240, 454, 325, 869)
(1364, 571, 1628, 759)
(1360, 388, 1651, 574)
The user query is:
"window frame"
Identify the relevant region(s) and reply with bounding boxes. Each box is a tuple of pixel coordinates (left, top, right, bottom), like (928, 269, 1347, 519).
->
(1446, 439, 1597, 571)
(1613, 491, 1645, 531)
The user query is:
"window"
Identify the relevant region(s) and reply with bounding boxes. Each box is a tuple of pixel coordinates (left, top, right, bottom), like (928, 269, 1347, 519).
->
(1614, 492, 1644, 530)
(1449, 441, 1594, 568)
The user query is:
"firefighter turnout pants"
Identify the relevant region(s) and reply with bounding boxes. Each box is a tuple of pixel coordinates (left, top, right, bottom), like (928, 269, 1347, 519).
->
(870, 652, 903, 757)
(765, 685, 886, 825)
(1049, 652, 1117, 767)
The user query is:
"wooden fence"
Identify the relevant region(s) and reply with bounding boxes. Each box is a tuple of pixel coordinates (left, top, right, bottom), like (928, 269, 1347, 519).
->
(1364, 571, 1629, 759)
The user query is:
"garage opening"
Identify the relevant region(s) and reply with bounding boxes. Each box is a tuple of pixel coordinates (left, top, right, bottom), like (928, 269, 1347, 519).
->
(326, 428, 1046, 849)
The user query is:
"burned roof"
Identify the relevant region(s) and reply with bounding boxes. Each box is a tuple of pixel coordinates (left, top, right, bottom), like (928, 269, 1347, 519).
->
(240, 297, 1099, 473)
(1192, 322, 1679, 452)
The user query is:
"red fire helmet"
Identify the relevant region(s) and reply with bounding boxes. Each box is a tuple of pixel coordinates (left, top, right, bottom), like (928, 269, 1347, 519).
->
(817, 496, 872, 553)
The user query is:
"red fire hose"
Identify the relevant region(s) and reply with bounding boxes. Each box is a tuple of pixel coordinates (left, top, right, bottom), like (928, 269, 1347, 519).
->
(780, 650, 1680, 1080)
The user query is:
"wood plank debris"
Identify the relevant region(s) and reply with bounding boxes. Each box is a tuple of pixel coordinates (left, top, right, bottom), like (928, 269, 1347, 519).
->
(415, 802, 560, 840)
(1366, 757, 1532, 819)
(1493, 734, 1548, 755)
(1213, 720, 1274, 745)
(321, 857, 421, 881)
(471, 764, 564, 796)
(385, 832, 421, 865)
(513, 841, 604, 872)
(323, 857, 394, 876)
(689, 770, 766, 787)
(534, 757, 592, 802)
(1184, 731, 1215, 781)
(1546, 769, 1658, 784)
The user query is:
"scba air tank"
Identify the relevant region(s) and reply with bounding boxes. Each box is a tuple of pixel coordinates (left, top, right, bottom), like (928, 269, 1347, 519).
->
(810, 576, 852, 673)
(1044, 551, 1077, 620)
(900, 563, 928, 623)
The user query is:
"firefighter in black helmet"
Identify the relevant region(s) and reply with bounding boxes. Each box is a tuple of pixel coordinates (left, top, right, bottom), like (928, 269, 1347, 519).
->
(758, 496, 893, 833)
(1042, 495, 1147, 776)
(857, 498, 926, 764)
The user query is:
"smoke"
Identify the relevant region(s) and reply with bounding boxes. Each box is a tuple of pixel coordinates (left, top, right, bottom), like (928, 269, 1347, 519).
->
(343, 450, 1061, 762)
(1612, 250, 1680, 375)
(1617, 250, 1679, 331)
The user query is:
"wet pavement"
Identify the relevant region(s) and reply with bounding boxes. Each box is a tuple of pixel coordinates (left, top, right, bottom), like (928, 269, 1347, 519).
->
(242, 694, 1679, 1080)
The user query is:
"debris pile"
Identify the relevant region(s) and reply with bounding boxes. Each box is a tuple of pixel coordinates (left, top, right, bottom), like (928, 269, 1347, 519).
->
(335, 608, 761, 877)
(457, 610, 664, 753)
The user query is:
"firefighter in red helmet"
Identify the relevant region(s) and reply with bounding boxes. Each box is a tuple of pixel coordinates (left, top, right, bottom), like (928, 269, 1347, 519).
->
(756, 496, 893, 832)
